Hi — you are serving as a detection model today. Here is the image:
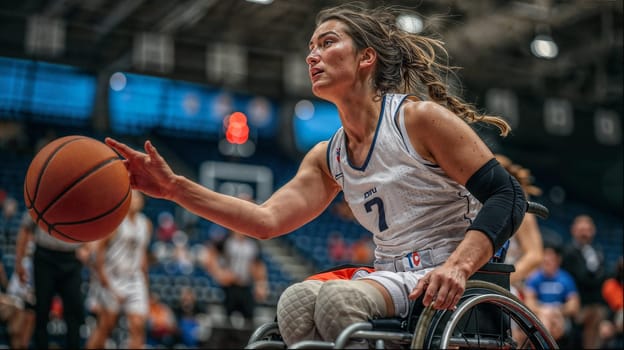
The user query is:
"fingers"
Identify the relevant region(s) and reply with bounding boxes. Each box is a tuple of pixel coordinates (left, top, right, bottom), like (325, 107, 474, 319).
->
(434, 285, 450, 309)
(409, 273, 463, 310)
(408, 277, 428, 300)
(144, 140, 162, 161)
(105, 137, 138, 159)
(422, 278, 439, 308)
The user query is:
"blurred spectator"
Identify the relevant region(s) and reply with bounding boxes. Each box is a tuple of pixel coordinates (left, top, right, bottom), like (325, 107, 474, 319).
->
(5, 227, 35, 349)
(524, 243, 580, 344)
(86, 190, 152, 349)
(146, 291, 177, 347)
(171, 230, 194, 275)
(0, 121, 29, 153)
(561, 214, 608, 349)
(600, 256, 623, 349)
(173, 286, 204, 347)
(156, 211, 178, 242)
(179, 207, 200, 236)
(34, 128, 57, 153)
(204, 229, 268, 328)
(1, 195, 18, 240)
(331, 194, 356, 222)
(350, 234, 374, 265)
(328, 231, 350, 263)
(0, 248, 7, 294)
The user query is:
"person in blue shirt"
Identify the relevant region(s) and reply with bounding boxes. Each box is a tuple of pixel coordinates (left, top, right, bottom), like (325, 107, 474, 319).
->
(524, 243, 580, 343)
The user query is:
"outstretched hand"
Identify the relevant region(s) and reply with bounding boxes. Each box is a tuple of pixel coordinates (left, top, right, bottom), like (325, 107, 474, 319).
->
(105, 137, 177, 200)
(408, 265, 466, 310)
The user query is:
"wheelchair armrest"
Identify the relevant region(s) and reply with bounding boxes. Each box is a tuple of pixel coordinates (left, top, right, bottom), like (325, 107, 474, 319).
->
(479, 262, 515, 274)
(471, 262, 515, 290)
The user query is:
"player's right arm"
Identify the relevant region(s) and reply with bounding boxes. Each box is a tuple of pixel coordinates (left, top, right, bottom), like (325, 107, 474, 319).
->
(510, 213, 543, 286)
(106, 138, 341, 240)
(94, 232, 114, 290)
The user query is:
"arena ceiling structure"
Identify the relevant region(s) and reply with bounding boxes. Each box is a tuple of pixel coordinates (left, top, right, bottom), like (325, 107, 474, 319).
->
(0, 0, 622, 215)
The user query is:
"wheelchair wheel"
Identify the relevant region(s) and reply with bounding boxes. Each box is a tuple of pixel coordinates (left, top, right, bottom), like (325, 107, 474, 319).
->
(246, 322, 286, 349)
(412, 280, 558, 349)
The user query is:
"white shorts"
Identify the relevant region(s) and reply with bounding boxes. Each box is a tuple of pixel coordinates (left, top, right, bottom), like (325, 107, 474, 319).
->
(85, 280, 100, 312)
(97, 275, 148, 317)
(360, 267, 435, 318)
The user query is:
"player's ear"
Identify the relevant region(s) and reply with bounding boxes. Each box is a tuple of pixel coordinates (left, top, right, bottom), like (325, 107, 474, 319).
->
(359, 47, 376, 69)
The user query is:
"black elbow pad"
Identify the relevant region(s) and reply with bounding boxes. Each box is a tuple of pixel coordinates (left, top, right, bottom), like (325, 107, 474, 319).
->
(465, 158, 527, 252)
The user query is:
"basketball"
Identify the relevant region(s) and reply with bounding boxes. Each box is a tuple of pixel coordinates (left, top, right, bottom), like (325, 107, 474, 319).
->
(23, 135, 132, 243)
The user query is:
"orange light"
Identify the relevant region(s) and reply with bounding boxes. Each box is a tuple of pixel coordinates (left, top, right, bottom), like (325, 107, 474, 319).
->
(226, 112, 249, 144)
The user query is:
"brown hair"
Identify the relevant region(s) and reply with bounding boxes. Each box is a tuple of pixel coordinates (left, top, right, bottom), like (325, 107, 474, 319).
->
(494, 154, 542, 197)
(316, 3, 511, 136)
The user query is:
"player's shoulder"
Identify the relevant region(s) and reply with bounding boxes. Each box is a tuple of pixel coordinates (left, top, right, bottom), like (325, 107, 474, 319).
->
(402, 100, 465, 138)
(402, 99, 449, 121)
(305, 140, 330, 161)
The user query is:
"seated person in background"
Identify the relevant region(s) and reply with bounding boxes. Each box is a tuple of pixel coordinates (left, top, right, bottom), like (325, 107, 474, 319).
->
(350, 234, 375, 265)
(146, 291, 177, 347)
(173, 286, 203, 347)
(524, 243, 580, 343)
(561, 214, 608, 349)
(328, 231, 350, 264)
(600, 256, 623, 349)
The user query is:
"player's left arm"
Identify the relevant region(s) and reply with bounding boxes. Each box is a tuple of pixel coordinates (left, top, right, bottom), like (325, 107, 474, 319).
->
(404, 101, 525, 309)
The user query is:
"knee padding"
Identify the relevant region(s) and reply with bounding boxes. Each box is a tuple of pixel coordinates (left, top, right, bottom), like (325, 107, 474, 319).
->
(276, 280, 323, 345)
(314, 280, 386, 342)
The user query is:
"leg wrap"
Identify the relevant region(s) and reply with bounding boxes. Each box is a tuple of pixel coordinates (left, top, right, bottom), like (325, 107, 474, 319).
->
(276, 280, 323, 346)
(314, 280, 387, 343)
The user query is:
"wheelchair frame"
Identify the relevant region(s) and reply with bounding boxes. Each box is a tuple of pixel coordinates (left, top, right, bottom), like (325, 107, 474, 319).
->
(246, 202, 557, 349)
(246, 263, 558, 349)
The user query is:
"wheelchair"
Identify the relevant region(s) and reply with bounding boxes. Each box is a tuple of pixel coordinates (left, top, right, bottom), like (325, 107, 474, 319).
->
(246, 203, 558, 349)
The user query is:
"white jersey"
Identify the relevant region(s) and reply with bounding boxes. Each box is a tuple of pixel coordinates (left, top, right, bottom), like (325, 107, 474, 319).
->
(222, 236, 260, 285)
(104, 212, 150, 283)
(326, 93, 482, 263)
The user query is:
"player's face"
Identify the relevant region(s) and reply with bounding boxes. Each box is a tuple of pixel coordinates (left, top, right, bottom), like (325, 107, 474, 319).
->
(307, 20, 359, 99)
(571, 218, 595, 244)
(542, 248, 560, 275)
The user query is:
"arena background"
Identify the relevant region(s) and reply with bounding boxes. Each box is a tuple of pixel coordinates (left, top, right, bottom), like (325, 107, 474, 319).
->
(0, 0, 621, 348)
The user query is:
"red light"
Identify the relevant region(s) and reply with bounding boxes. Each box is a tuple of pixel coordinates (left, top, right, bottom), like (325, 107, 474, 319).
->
(226, 112, 249, 144)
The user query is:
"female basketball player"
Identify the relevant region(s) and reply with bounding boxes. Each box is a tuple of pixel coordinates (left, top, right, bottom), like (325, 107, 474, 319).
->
(106, 3, 527, 346)
(494, 154, 544, 294)
(85, 190, 152, 349)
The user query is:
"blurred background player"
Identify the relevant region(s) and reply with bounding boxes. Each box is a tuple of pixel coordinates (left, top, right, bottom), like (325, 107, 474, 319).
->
(494, 154, 544, 297)
(15, 208, 85, 349)
(6, 223, 35, 349)
(85, 190, 152, 349)
(204, 228, 269, 328)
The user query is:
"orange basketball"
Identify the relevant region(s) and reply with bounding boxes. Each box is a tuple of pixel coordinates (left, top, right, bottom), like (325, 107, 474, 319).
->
(23, 135, 132, 243)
